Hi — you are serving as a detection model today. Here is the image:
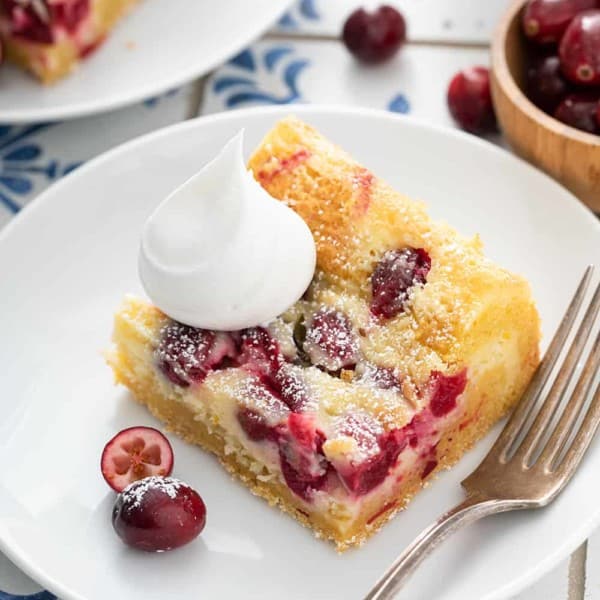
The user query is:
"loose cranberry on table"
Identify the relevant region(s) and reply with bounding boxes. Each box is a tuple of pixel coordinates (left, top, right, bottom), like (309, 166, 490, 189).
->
(559, 10, 600, 85)
(526, 55, 569, 112)
(112, 476, 206, 552)
(522, 0, 598, 44)
(554, 93, 600, 133)
(447, 67, 498, 134)
(101, 426, 174, 492)
(342, 5, 406, 63)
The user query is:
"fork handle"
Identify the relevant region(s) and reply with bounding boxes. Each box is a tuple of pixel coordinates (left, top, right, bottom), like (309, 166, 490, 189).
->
(363, 495, 526, 600)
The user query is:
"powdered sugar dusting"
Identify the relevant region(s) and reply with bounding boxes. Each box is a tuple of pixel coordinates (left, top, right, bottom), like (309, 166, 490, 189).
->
(120, 476, 183, 509)
(155, 322, 237, 386)
(241, 376, 291, 425)
(155, 322, 213, 385)
(370, 248, 431, 319)
(276, 363, 315, 412)
(335, 412, 384, 459)
(304, 308, 359, 371)
(356, 362, 403, 391)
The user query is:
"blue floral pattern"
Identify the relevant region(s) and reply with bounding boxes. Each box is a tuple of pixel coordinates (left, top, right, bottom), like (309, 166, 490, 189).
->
(213, 46, 311, 108)
(0, 592, 56, 599)
(0, 124, 80, 214)
(278, 0, 320, 29)
(143, 88, 181, 108)
(387, 93, 411, 114)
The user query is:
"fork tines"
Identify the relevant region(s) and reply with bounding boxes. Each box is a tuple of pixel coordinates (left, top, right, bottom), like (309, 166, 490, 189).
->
(482, 265, 600, 483)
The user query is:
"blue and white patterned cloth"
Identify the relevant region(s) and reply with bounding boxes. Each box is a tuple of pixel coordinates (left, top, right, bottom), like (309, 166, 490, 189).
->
(0, 1, 582, 598)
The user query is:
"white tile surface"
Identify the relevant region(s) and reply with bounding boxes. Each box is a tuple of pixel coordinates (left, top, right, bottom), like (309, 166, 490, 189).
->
(275, 0, 512, 43)
(202, 39, 489, 130)
(511, 558, 570, 600)
(585, 531, 600, 598)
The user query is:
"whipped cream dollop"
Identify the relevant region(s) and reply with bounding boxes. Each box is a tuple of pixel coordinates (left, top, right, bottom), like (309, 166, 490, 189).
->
(138, 131, 316, 331)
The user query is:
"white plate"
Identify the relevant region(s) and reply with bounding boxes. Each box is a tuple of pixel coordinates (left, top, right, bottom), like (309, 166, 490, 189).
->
(0, 106, 599, 600)
(0, 0, 290, 123)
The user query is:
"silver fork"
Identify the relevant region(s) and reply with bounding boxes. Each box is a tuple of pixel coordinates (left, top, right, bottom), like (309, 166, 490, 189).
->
(365, 265, 600, 600)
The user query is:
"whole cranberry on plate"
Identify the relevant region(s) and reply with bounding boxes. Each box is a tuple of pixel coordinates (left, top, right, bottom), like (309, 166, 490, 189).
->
(101, 426, 174, 492)
(447, 66, 497, 134)
(559, 10, 600, 85)
(342, 5, 406, 63)
(112, 476, 206, 552)
(554, 93, 600, 133)
(522, 0, 598, 44)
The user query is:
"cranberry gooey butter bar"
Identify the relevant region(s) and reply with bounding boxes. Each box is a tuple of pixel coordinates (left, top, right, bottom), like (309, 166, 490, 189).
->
(0, 0, 138, 83)
(107, 117, 540, 550)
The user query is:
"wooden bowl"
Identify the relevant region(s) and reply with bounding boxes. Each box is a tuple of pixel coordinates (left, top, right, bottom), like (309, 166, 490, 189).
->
(491, 0, 600, 212)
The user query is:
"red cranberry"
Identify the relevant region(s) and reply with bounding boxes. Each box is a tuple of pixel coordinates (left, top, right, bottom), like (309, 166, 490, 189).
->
(272, 365, 311, 412)
(236, 407, 279, 442)
(522, 0, 597, 44)
(101, 427, 174, 493)
(112, 476, 206, 552)
(4, 0, 54, 43)
(279, 413, 329, 499)
(156, 322, 237, 387)
(238, 327, 282, 376)
(238, 328, 311, 412)
(337, 412, 383, 455)
(421, 459, 438, 479)
(526, 55, 570, 112)
(447, 67, 497, 134)
(559, 10, 600, 85)
(356, 363, 403, 391)
(252, 364, 310, 413)
(342, 5, 406, 64)
(429, 370, 468, 417)
(3, 0, 90, 42)
(52, 0, 89, 33)
(554, 92, 600, 132)
(304, 308, 359, 371)
(338, 425, 407, 495)
(370, 247, 431, 319)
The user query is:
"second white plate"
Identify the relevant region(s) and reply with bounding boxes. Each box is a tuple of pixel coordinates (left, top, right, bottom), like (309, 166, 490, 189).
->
(0, 0, 290, 123)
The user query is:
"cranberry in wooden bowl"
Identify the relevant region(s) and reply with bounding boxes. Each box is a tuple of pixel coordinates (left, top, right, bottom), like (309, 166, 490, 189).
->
(491, 0, 600, 212)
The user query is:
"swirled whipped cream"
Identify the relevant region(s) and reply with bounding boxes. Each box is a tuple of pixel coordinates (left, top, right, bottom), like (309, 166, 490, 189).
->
(138, 131, 316, 331)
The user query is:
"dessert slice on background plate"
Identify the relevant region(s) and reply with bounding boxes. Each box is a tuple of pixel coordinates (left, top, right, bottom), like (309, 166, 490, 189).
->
(107, 117, 540, 550)
(0, 0, 138, 83)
